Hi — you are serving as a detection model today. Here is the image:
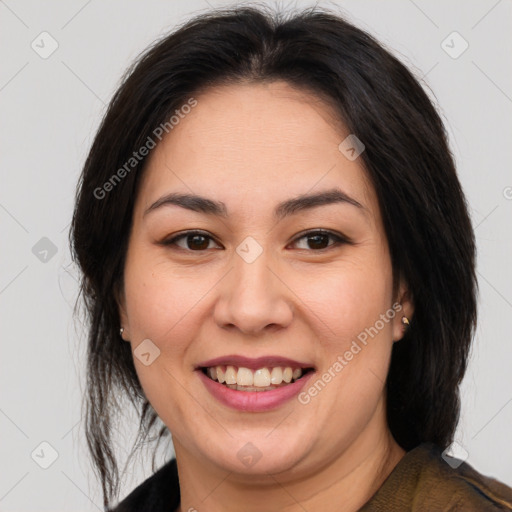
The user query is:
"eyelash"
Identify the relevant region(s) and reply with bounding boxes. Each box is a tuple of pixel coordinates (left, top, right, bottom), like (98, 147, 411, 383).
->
(161, 229, 351, 252)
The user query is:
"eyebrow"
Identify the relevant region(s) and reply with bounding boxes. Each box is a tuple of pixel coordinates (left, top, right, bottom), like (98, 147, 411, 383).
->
(144, 188, 365, 219)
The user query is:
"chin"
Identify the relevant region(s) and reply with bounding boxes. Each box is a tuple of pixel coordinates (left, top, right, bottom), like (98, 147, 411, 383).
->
(203, 434, 313, 479)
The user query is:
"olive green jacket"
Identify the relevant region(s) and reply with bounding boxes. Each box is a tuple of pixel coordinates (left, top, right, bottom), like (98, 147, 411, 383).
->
(360, 443, 512, 511)
(111, 443, 512, 511)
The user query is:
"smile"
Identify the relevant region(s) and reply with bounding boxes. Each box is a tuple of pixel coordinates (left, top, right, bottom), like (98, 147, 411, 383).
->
(196, 355, 316, 411)
(201, 365, 315, 391)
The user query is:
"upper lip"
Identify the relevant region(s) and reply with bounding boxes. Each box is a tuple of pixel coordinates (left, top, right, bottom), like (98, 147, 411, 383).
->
(196, 355, 315, 370)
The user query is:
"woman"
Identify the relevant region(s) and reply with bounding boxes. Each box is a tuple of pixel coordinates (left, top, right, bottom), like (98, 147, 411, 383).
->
(70, 5, 512, 511)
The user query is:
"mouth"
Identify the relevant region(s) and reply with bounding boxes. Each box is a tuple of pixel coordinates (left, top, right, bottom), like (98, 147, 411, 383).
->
(196, 356, 317, 411)
(199, 365, 316, 392)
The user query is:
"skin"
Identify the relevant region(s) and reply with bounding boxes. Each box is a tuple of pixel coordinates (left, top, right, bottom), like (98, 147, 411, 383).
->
(119, 81, 413, 512)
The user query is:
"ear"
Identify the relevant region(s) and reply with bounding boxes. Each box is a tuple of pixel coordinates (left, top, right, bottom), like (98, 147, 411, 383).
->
(115, 282, 130, 342)
(392, 281, 414, 343)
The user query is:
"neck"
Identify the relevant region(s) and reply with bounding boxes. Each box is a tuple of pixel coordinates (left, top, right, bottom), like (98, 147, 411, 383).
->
(174, 403, 405, 512)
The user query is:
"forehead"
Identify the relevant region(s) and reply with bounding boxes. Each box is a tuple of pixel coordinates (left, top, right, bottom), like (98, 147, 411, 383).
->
(137, 81, 376, 216)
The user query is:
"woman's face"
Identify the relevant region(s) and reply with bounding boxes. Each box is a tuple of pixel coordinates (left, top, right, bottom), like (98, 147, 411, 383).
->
(120, 81, 410, 479)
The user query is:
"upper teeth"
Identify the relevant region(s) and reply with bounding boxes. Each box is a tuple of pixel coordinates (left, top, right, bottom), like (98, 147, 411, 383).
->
(206, 365, 304, 387)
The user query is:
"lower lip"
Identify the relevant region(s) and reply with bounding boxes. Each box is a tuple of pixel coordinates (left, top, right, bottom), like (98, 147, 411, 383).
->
(197, 369, 315, 412)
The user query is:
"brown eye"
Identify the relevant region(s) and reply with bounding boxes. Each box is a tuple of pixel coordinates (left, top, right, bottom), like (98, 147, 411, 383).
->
(163, 231, 221, 251)
(305, 233, 330, 249)
(290, 230, 349, 251)
(185, 234, 210, 250)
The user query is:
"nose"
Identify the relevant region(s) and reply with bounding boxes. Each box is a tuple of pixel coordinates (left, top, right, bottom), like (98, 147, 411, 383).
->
(213, 249, 294, 335)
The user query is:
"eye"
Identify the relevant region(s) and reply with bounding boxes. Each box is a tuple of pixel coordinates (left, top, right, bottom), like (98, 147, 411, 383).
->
(162, 230, 222, 251)
(288, 230, 350, 250)
(161, 229, 349, 252)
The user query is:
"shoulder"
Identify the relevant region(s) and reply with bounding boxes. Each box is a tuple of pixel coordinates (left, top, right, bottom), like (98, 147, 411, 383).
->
(108, 457, 180, 512)
(361, 443, 512, 511)
(415, 443, 512, 511)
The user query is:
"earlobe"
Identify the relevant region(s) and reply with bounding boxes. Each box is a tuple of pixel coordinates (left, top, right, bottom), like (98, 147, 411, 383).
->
(118, 311, 130, 341)
(118, 313, 130, 342)
(115, 283, 130, 342)
(393, 285, 414, 343)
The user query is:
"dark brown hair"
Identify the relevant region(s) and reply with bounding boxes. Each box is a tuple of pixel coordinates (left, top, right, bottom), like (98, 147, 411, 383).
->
(70, 4, 477, 509)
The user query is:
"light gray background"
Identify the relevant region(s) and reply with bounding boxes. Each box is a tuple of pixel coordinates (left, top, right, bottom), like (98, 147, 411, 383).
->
(1, 0, 511, 510)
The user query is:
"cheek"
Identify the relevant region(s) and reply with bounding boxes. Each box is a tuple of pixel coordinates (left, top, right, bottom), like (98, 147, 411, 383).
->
(296, 262, 395, 434)
(292, 252, 393, 344)
(121, 254, 211, 421)
(122, 250, 213, 353)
